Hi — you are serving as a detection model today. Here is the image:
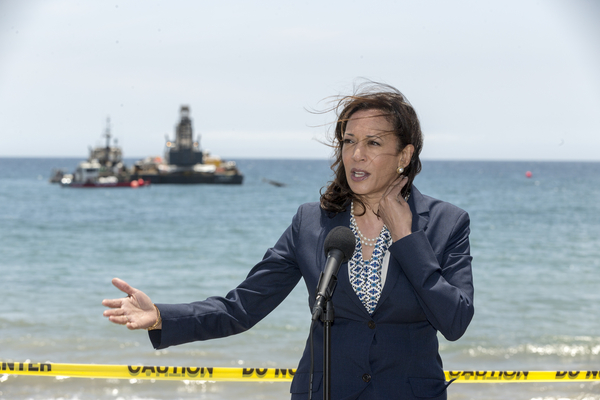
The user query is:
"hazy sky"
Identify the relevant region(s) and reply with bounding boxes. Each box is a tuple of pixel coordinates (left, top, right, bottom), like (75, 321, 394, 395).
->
(1, 0, 599, 161)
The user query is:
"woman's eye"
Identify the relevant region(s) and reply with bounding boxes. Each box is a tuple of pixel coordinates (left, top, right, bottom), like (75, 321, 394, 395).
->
(369, 140, 381, 146)
(342, 138, 353, 144)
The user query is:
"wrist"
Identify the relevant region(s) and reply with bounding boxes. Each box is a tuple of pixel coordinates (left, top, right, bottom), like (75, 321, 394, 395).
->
(147, 304, 162, 330)
(392, 229, 412, 242)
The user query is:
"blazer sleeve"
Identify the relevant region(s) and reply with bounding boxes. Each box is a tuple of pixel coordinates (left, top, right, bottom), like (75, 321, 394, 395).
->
(389, 208, 474, 341)
(149, 209, 304, 349)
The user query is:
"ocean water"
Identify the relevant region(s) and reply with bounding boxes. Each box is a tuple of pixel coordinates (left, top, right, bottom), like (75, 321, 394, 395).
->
(1, 157, 600, 400)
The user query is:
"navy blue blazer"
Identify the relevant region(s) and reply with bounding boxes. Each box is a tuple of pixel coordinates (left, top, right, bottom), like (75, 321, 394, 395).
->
(150, 186, 474, 400)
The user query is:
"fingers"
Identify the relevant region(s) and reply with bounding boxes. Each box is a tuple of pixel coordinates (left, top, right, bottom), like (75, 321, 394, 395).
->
(107, 314, 129, 324)
(377, 176, 412, 241)
(385, 175, 407, 195)
(102, 306, 125, 317)
(102, 278, 134, 316)
(380, 176, 409, 207)
(102, 305, 131, 326)
(398, 175, 409, 189)
(104, 306, 148, 330)
(101, 298, 124, 308)
(102, 278, 155, 331)
(102, 278, 134, 309)
(393, 175, 409, 196)
(111, 277, 136, 296)
(103, 304, 138, 328)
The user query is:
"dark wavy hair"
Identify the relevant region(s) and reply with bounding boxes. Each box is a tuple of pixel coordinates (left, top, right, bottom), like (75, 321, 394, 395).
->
(320, 82, 423, 215)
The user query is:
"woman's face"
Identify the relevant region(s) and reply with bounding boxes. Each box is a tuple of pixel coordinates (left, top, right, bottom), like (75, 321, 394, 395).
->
(342, 109, 406, 205)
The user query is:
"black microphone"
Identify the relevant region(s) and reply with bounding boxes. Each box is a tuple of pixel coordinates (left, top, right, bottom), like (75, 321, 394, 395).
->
(311, 226, 356, 321)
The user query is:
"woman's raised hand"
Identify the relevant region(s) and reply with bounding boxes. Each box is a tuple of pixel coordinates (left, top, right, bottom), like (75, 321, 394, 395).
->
(102, 278, 159, 330)
(377, 175, 413, 242)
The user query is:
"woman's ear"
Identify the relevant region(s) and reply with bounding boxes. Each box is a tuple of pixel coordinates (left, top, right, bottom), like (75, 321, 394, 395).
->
(399, 144, 415, 169)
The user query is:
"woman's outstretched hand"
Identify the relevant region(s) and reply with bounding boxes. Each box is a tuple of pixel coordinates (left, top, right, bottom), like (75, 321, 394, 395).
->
(102, 278, 160, 330)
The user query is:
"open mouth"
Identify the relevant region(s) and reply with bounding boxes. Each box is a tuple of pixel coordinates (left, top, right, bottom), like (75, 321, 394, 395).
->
(351, 169, 369, 180)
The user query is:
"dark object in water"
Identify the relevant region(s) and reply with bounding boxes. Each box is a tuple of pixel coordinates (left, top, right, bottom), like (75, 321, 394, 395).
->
(262, 178, 286, 187)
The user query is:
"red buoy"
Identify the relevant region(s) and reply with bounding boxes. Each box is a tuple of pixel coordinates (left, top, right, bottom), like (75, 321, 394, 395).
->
(525, 171, 532, 178)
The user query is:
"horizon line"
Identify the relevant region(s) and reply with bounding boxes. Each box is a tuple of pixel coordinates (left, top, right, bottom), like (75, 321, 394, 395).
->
(1, 155, 599, 163)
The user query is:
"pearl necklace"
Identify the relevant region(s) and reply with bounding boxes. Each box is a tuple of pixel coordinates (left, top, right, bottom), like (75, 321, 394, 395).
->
(350, 193, 410, 247)
(350, 201, 385, 247)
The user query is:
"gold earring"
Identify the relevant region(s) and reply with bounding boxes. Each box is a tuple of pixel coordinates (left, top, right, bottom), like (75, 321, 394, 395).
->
(397, 167, 404, 174)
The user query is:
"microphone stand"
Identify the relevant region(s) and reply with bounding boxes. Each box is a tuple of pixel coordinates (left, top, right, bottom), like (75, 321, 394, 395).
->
(322, 297, 334, 400)
(311, 274, 337, 400)
(308, 227, 354, 400)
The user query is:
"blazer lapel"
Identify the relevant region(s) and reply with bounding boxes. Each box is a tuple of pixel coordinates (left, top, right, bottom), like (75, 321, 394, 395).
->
(324, 208, 373, 316)
(324, 187, 432, 318)
(375, 185, 430, 313)
(410, 186, 430, 233)
(338, 256, 373, 316)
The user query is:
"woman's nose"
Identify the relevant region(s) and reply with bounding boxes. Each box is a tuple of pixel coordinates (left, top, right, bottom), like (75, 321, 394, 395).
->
(352, 142, 366, 161)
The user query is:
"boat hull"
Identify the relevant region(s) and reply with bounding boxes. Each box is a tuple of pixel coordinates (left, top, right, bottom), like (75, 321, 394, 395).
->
(134, 173, 243, 184)
(61, 180, 151, 188)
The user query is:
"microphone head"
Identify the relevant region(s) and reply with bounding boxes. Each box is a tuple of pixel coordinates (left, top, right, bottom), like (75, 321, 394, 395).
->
(324, 226, 356, 262)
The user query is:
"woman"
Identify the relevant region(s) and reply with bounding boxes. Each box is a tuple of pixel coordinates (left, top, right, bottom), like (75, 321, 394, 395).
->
(103, 82, 474, 399)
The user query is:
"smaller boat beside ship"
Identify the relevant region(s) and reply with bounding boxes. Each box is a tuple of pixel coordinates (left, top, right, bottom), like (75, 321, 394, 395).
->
(131, 105, 243, 184)
(53, 118, 150, 188)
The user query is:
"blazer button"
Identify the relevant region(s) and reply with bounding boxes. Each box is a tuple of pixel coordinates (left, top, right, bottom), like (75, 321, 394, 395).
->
(362, 373, 371, 383)
(367, 320, 376, 329)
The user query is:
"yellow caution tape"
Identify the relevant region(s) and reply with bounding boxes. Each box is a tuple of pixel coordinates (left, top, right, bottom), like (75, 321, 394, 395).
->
(0, 362, 294, 382)
(2, 362, 600, 383)
(445, 370, 600, 382)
